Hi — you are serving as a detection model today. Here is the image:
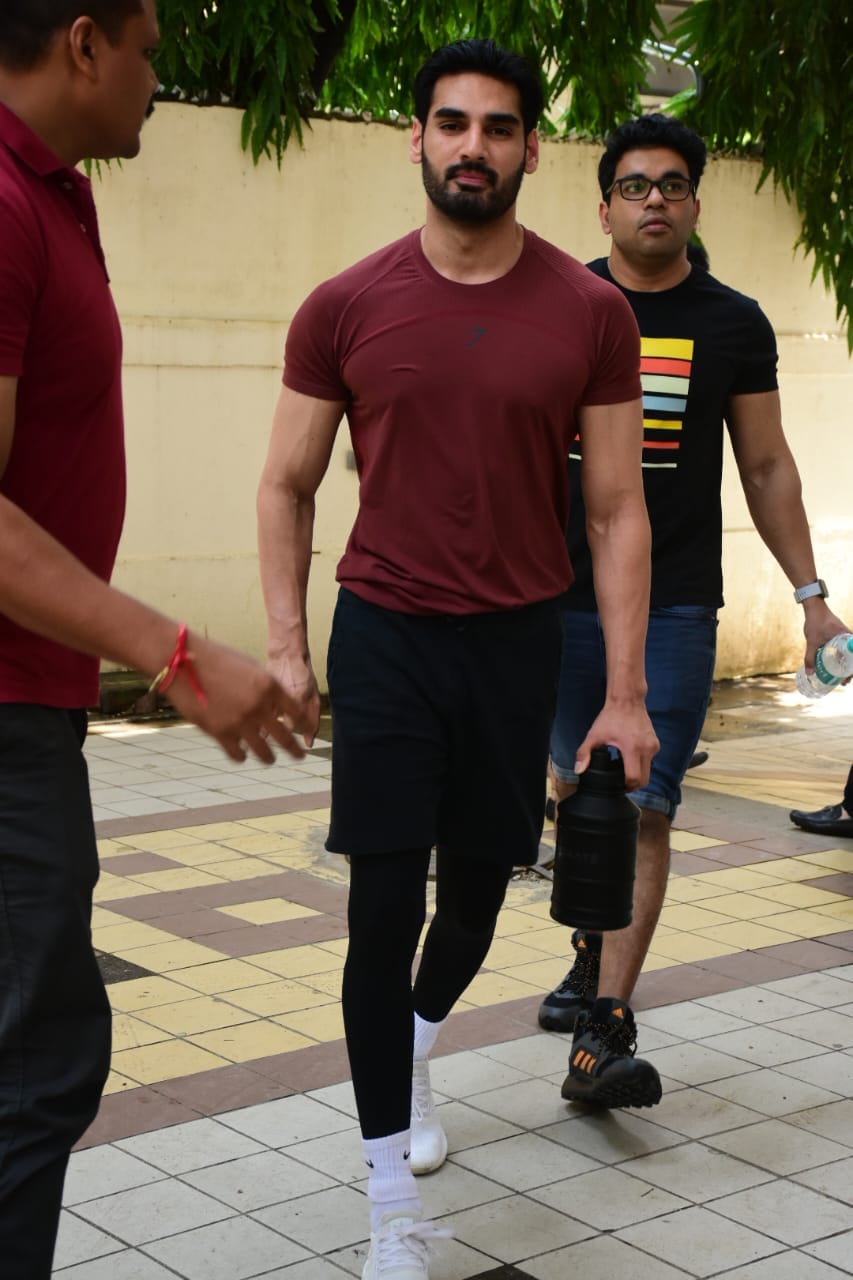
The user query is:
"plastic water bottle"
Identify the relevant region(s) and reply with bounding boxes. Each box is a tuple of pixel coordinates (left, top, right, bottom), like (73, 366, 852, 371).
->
(795, 633, 853, 698)
(550, 747, 639, 931)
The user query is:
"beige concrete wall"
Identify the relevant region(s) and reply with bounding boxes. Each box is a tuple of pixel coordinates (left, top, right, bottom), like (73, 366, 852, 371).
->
(95, 104, 851, 684)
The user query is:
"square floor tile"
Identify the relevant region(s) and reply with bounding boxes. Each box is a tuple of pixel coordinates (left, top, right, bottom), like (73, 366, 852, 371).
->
(520, 1234, 692, 1279)
(620, 1140, 772, 1200)
(769, 1009, 853, 1050)
(698, 988, 817, 1023)
(794, 1155, 853, 1206)
(450, 1131, 600, 1191)
(116, 1118, 264, 1174)
(111, 1039, 229, 1085)
(711, 1177, 853, 1245)
(645, 1041, 759, 1086)
(183, 1149, 335, 1209)
(785, 1099, 853, 1148)
(530, 1164, 688, 1230)
(538, 1109, 686, 1165)
(706, 1118, 853, 1175)
(465, 1079, 570, 1131)
(761, 974, 853, 1008)
(429, 1051, 531, 1098)
(700, 1068, 844, 1117)
(220, 1094, 356, 1148)
(698, 1026, 827, 1068)
(805, 1228, 853, 1273)
(650, 1087, 763, 1138)
(285, 1130, 368, 1184)
(252, 1184, 370, 1252)
(53, 1212, 125, 1270)
(144, 1214, 309, 1279)
(715, 1254, 853, 1279)
(56, 1250, 179, 1279)
(617, 1205, 781, 1277)
(63, 1145, 166, 1205)
(638, 1001, 749, 1040)
(73, 1180, 234, 1246)
(775, 1051, 853, 1095)
(479, 1035, 575, 1078)
(448, 1195, 594, 1263)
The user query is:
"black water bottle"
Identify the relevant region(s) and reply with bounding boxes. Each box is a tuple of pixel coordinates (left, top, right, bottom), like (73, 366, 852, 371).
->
(550, 746, 639, 931)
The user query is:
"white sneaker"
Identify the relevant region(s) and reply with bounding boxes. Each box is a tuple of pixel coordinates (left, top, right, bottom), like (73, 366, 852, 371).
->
(362, 1210, 452, 1279)
(410, 1058, 448, 1174)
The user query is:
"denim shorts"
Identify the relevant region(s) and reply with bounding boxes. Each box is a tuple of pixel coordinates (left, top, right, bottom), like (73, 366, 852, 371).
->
(550, 605, 718, 817)
(326, 587, 563, 864)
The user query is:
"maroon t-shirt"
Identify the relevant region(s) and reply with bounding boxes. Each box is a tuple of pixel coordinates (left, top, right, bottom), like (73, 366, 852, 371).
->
(0, 104, 125, 707)
(284, 229, 640, 614)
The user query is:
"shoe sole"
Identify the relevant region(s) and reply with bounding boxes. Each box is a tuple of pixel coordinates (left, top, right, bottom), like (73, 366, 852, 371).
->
(561, 1075, 662, 1109)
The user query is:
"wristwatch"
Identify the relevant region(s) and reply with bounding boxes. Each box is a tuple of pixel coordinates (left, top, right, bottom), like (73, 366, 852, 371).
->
(793, 579, 829, 603)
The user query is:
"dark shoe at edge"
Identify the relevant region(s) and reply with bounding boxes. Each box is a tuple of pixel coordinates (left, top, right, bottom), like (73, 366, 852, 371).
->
(560, 997, 662, 1109)
(789, 803, 853, 838)
(538, 930, 600, 1033)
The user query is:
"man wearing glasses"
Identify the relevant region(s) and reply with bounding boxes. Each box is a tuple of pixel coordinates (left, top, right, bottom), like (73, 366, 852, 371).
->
(540, 114, 847, 1108)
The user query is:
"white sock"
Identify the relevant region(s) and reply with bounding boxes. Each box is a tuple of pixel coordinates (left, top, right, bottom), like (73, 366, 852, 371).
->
(363, 1129, 421, 1231)
(413, 1012, 444, 1061)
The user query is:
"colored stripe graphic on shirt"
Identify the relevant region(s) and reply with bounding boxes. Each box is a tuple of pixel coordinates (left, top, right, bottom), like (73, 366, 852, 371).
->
(640, 336, 694, 470)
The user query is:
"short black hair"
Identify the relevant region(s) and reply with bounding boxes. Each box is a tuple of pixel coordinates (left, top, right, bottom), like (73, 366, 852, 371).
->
(598, 114, 707, 202)
(413, 38, 544, 137)
(0, 0, 143, 70)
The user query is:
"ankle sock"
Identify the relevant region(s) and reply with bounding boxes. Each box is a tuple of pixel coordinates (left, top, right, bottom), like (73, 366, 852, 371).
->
(413, 1012, 444, 1061)
(363, 1129, 421, 1231)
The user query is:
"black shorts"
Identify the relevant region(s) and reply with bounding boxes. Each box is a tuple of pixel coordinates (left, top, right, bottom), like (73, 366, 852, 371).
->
(325, 588, 562, 865)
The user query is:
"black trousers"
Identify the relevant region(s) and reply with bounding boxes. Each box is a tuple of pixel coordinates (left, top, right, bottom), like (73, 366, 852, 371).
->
(0, 705, 111, 1279)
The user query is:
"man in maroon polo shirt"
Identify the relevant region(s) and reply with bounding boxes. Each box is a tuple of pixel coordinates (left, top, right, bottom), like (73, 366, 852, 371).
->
(0, 5, 307, 1274)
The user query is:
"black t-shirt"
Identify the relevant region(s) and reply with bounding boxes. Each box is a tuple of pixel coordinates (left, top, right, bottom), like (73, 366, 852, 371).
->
(567, 259, 779, 610)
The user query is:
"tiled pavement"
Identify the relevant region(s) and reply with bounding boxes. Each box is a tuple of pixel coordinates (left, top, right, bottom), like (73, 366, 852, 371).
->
(55, 684, 853, 1277)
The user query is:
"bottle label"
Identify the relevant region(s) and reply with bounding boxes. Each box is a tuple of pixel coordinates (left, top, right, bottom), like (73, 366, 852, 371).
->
(814, 648, 838, 686)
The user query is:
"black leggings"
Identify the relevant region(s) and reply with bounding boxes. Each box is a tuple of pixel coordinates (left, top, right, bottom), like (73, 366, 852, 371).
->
(342, 848, 511, 1138)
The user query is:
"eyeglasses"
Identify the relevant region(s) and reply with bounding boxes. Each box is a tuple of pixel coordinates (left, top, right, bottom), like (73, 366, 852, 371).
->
(607, 175, 696, 202)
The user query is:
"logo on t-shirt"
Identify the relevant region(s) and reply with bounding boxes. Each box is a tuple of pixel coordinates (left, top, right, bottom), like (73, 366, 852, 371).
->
(639, 336, 694, 469)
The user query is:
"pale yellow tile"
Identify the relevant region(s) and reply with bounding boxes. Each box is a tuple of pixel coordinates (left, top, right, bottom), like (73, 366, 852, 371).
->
(102, 1072, 139, 1095)
(112, 1039, 229, 1084)
(129, 867, 225, 891)
(757, 910, 853, 938)
(512, 926, 583, 958)
(501, 959, 574, 989)
(798, 849, 853, 873)
(93, 921, 179, 952)
(94, 874, 157, 902)
(274, 1005, 345, 1043)
(695, 892, 790, 920)
(658, 903, 738, 931)
(200, 858, 276, 882)
(695, 921, 801, 948)
(664, 878, 735, 903)
(640, 952, 678, 973)
(813, 899, 853, 923)
(485, 937, 561, 969)
(738, 858, 833, 883)
(251, 945, 345, 978)
(751, 883, 845, 909)
(112, 1014, 170, 1051)
(227, 980, 334, 1017)
(217, 833, 306, 856)
(168, 960, 280, 994)
(117, 939, 224, 973)
(300, 808, 331, 824)
(242, 814, 325, 834)
(511, 901, 556, 921)
(113, 830, 203, 852)
(218, 899, 320, 925)
(91, 907, 132, 929)
(138, 996, 255, 1036)
(96, 839, 126, 856)
(152, 842, 235, 867)
(175, 821, 258, 840)
(648, 934, 740, 963)
(692, 867, 784, 891)
(491, 906, 550, 936)
(108, 975, 198, 1012)
(314, 938, 349, 958)
(462, 971, 543, 1007)
(259, 852, 316, 872)
(669, 831, 730, 852)
(300, 970, 343, 1000)
(188, 1022, 313, 1062)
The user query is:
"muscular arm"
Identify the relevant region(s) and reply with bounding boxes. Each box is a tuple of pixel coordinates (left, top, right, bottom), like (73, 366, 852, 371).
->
(0, 376, 304, 764)
(577, 397, 659, 789)
(727, 390, 848, 667)
(257, 384, 346, 745)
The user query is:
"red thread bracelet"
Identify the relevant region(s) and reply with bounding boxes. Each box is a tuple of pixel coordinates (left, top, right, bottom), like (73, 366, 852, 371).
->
(149, 623, 208, 706)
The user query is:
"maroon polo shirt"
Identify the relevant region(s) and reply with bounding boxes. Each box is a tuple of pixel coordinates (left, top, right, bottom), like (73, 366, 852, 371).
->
(0, 102, 126, 707)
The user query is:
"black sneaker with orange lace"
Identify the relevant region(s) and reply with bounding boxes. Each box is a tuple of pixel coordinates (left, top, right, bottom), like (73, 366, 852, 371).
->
(560, 997, 662, 1108)
(538, 930, 600, 1032)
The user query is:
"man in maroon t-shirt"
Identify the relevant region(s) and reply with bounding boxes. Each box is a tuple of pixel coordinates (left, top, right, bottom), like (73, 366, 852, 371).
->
(0, 5, 307, 1275)
(258, 38, 658, 1277)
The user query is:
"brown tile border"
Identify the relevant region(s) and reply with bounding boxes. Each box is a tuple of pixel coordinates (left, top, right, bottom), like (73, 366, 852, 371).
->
(95, 790, 331, 839)
(100, 852, 185, 875)
(199, 914, 349, 957)
(807, 873, 853, 896)
(75, 1087, 198, 1150)
(153, 1064, 293, 1114)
